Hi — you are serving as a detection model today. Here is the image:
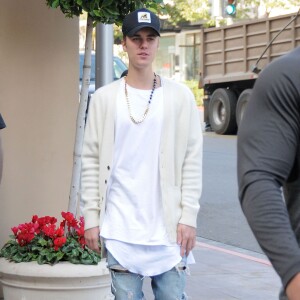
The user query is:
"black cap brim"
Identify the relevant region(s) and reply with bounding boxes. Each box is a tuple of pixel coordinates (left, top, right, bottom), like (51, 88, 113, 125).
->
(126, 25, 160, 37)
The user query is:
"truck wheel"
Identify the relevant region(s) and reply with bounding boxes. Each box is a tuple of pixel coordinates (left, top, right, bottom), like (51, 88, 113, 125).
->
(236, 89, 252, 127)
(209, 88, 237, 134)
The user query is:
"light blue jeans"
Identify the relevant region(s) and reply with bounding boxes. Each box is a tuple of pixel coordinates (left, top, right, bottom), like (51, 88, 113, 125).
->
(107, 250, 188, 300)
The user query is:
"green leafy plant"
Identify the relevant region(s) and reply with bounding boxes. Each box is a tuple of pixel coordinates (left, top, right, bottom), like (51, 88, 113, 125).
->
(185, 80, 204, 107)
(46, 0, 164, 25)
(0, 212, 100, 265)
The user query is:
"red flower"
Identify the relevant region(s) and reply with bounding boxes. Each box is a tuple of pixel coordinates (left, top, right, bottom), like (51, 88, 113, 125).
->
(10, 212, 88, 251)
(17, 232, 35, 246)
(37, 216, 57, 227)
(60, 220, 66, 229)
(11, 227, 18, 236)
(55, 226, 64, 237)
(33, 222, 40, 234)
(75, 217, 85, 237)
(61, 212, 74, 223)
(32, 215, 38, 223)
(53, 236, 67, 251)
(13, 222, 38, 246)
(61, 212, 78, 229)
(76, 226, 85, 237)
(42, 223, 56, 238)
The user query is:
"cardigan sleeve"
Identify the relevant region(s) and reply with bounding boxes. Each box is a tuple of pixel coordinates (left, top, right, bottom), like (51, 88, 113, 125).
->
(81, 80, 119, 231)
(81, 91, 103, 230)
(179, 88, 203, 228)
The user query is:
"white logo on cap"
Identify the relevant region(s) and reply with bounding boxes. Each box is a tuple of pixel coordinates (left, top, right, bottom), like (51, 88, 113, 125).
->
(138, 12, 151, 23)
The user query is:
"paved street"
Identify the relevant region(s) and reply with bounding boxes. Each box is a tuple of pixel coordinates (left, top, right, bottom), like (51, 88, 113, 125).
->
(198, 132, 261, 253)
(197, 107, 261, 253)
(143, 237, 281, 299)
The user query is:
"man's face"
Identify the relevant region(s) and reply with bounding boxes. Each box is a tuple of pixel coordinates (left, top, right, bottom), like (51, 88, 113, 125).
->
(122, 28, 159, 69)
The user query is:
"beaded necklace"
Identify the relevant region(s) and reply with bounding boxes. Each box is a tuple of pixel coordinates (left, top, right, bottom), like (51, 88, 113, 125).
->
(124, 73, 157, 124)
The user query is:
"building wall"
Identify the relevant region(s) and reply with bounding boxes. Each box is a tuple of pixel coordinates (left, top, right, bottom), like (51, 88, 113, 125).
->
(0, 0, 78, 250)
(155, 30, 201, 82)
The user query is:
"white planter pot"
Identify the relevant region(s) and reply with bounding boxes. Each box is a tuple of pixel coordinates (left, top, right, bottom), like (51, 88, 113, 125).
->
(0, 258, 113, 300)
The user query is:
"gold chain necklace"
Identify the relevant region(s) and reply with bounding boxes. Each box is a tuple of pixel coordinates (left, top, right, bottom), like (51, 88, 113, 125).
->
(124, 73, 157, 124)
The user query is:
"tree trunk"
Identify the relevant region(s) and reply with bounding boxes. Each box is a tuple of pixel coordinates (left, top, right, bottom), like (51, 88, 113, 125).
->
(68, 15, 93, 216)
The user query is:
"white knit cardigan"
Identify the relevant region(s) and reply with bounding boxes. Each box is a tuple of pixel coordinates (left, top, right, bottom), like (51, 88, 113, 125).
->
(81, 77, 203, 244)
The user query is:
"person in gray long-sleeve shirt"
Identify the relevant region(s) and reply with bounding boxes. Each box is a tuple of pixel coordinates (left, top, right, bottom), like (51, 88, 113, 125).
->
(238, 46, 300, 300)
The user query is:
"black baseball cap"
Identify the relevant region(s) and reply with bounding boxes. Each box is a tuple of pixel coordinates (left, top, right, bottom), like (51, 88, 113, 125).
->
(122, 8, 160, 37)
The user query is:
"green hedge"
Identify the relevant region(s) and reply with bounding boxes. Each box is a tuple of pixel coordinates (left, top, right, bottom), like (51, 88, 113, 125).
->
(184, 80, 203, 107)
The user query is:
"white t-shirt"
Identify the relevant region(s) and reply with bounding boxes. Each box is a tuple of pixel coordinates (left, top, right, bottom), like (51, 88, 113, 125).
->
(101, 79, 194, 276)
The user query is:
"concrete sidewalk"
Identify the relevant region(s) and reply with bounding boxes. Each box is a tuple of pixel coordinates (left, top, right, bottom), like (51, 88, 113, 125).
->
(143, 237, 281, 300)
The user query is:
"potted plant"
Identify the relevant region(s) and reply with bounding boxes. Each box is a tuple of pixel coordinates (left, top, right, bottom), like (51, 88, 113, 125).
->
(0, 211, 100, 265)
(0, 212, 111, 300)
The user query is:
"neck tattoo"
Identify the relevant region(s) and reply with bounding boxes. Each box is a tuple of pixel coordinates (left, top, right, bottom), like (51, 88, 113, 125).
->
(124, 73, 157, 124)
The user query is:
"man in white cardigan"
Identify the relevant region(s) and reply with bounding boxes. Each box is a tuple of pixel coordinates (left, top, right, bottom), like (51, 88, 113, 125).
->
(81, 7, 203, 299)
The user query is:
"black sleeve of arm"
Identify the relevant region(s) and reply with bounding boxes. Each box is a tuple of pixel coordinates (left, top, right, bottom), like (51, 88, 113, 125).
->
(237, 50, 300, 289)
(0, 114, 6, 130)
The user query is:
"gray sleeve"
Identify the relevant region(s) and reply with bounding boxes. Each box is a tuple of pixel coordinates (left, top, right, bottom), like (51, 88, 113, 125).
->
(0, 114, 6, 130)
(237, 50, 300, 289)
